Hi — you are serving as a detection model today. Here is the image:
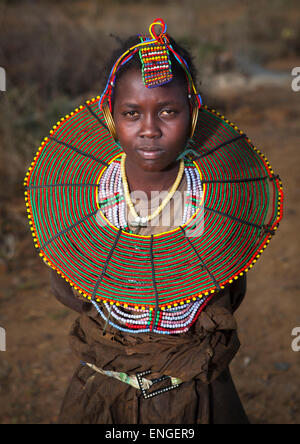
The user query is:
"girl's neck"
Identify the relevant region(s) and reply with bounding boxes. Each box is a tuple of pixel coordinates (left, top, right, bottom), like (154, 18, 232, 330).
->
(124, 159, 181, 199)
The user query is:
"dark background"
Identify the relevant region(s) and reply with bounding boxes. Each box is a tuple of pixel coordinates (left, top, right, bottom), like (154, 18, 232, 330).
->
(0, 0, 299, 424)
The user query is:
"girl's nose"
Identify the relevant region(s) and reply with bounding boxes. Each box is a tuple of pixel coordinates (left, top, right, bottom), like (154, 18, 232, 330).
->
(139, 114, 162, 139)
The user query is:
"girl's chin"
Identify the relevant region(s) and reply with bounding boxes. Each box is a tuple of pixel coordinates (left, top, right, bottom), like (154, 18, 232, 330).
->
(126, 154, 163, 171)
(124, 152, 180, 173)
(138, 158, 180, 172)
(138, 161, 165, 172)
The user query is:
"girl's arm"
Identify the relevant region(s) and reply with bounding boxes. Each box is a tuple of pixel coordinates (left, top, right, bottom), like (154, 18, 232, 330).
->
(48, 268, 90, 314)
(229, 273, 247, 313)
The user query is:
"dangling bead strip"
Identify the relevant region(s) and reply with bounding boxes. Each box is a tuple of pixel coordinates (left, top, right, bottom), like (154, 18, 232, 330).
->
(139, 34, 173, 88)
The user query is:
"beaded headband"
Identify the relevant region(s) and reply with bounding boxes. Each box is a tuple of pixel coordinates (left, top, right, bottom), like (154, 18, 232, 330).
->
(98, 18, 202, 113)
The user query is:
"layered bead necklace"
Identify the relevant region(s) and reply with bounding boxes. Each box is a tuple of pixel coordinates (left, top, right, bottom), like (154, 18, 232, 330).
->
(96, 154, 206, 334)
(98, 154, 203, 233)
(120, 153, 185, 231)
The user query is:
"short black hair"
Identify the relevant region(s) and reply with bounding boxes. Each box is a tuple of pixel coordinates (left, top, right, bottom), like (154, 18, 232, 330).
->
(103, 34, 199, 109)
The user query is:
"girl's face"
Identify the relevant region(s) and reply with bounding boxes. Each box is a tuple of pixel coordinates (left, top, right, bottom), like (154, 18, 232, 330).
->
(113, 68, 191, 172)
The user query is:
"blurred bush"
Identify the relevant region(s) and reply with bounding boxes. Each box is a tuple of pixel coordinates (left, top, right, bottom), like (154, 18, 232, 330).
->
(0, 0, 298, 203)
(0, 1, 114, 201)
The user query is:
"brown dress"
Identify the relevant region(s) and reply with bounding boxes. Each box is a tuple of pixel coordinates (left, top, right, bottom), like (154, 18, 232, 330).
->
(49, 174, 249, 424)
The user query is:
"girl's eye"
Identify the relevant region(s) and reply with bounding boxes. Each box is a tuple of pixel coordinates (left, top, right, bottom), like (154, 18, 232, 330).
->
(123, 111, 139, 118)
(160, 109, 176, 117)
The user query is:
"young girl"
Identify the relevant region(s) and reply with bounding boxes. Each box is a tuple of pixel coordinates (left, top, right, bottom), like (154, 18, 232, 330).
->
(26, 18, 283, 424)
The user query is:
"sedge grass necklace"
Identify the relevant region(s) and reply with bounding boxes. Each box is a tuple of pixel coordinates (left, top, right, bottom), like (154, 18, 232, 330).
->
(120, 153, 185, 231)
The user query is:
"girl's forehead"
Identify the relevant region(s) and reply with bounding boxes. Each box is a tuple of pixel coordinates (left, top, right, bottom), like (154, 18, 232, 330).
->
(114, 68, 187, 104)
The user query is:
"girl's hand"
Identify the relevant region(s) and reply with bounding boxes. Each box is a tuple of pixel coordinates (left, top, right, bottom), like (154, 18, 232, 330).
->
(48, 268, 90, 314)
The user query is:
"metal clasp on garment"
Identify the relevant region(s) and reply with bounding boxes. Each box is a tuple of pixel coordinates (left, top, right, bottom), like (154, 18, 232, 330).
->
(136, 370, 181, 399)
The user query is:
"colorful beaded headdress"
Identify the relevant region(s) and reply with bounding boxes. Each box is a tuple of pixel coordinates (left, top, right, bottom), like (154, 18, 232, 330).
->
(138, 33, 173, 88)
(98, 18, 202, 113)
(24, 19, 283, 334)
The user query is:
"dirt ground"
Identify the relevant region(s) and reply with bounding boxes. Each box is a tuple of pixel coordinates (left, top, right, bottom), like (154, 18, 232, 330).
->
(0, 0, 299, 425)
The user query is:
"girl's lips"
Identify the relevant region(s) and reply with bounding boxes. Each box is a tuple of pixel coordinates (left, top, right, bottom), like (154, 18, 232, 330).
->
(136, 148, 163, 160)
